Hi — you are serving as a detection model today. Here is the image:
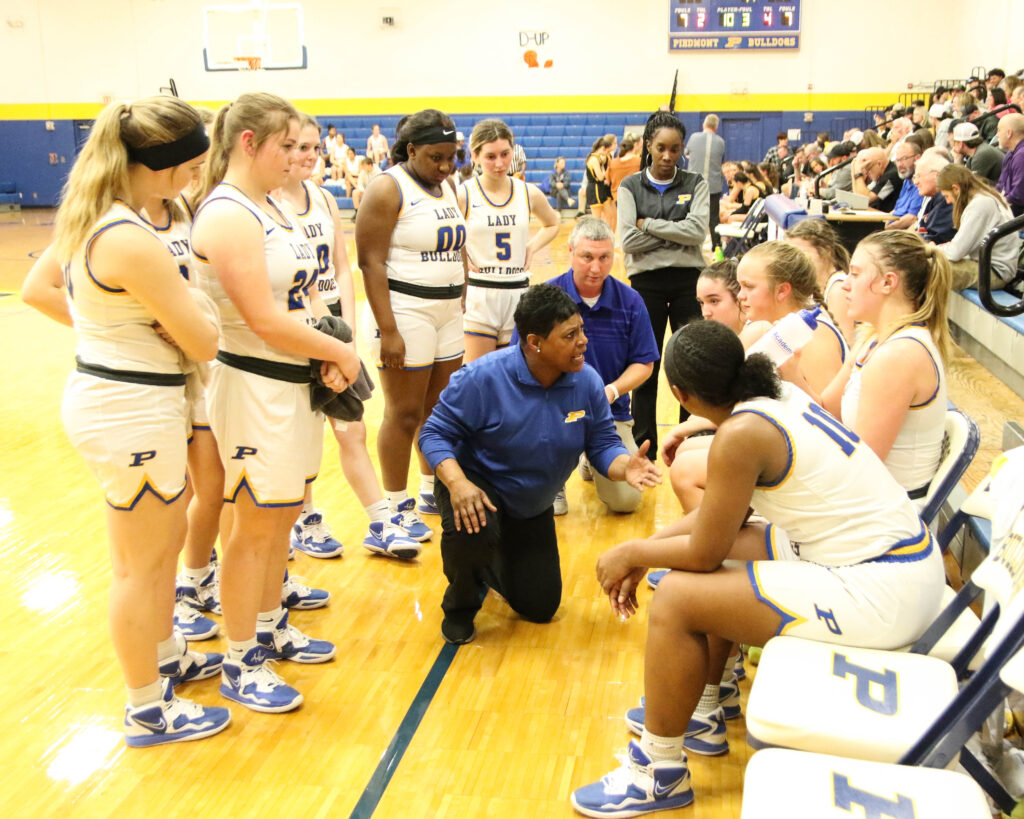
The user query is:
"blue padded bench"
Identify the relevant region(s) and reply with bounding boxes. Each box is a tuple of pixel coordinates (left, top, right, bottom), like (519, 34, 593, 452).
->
(948, 288, 1024, 399)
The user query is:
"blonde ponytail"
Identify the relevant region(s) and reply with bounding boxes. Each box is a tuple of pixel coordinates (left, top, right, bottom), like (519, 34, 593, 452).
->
(53, 96, 203, 263)
(193, 93, 299, 205)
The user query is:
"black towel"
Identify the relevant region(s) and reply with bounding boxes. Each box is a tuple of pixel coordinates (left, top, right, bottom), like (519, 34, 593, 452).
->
(309, 315, 374, 421)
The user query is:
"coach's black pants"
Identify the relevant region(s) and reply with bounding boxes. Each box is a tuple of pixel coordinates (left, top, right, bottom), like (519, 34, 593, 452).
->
(436, 471, 561, 630)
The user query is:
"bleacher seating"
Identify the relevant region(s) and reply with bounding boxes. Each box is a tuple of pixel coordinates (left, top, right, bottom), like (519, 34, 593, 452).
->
(315, 112, 650, 211)
(948, 288, 1024, 400)
(0, 181, 21, 212)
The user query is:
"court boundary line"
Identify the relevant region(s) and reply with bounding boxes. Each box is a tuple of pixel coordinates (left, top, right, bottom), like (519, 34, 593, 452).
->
(348, 642, 460, 818)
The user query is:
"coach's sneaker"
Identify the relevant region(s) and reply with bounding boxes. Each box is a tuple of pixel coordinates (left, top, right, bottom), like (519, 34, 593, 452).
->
(173, 598, 219, 641)
(570, 740, 693, 817)
(625, 699, 729, 756)
(125, 678, 231, 748)
(281, 570, 330, 610)
(220, 645, 302, 713)
(290, 510, 345, 558)
(417, 491, 440, 516)
(256, 610, 336, 664)
(159, 630, 224, 686)
(391, 498, 433, 542)
(363, 521, 422, 560)
(646, 569, 668, 589)
(176, 565, 221, 615)
(553, 489, 569, 516)
(718, 679, 741, 720)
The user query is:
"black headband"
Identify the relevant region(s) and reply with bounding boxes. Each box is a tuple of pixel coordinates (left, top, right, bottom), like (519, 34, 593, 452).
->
(126, 123, 210, 171)
(406, 125, 458, 146)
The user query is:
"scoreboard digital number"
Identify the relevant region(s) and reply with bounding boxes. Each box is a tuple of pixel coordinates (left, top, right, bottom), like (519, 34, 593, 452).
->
(669, 1, 800, 51)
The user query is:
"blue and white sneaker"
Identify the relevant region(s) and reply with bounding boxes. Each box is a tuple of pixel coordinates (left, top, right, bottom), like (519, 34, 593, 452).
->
(363, 521, 422, 560)
(281, 570, 330, 610)
(625, 699, 729, 756)
(718, 679, 741, 720)
(391, 498, 433, 542)
(733, 653, 746, 681)
(220, 645, 303, 713)
(176, 565, 221, 615)
(417, 492, 440, 516)
(125, 678, 230, 748)
(159, 630, 223, 686)
(646, 570, 668, 590)
(174, 598, 219, 641)
(256, 610, 336, 664)
(290, 510, 345, 558)
(570, 740, 693, 817)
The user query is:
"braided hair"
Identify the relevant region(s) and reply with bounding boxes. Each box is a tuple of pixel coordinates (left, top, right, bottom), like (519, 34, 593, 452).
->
(640, 111, 686, 170)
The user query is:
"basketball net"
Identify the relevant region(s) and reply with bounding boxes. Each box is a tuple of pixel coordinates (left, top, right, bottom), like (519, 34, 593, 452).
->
(233, 55, 263, 71)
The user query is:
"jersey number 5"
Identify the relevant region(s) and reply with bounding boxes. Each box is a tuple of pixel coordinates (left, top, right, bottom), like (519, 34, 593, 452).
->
(495, 232, 511, 261)
(802, 403, 860, 457)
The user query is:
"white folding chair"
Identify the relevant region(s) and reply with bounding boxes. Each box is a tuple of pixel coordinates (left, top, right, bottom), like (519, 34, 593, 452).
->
(717, 198, 766, 258)
(741, 748, 990, 818)
(744, 448, 1024, 814)
(919, 409, 981, 527)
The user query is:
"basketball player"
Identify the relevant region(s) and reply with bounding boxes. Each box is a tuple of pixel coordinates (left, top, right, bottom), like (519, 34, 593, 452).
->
(278, 114, 421, 560)
(458, 119, 559, 363)
(191, 93, 361, 713)
(22, 96, 229, 746)
(356, 108, 465, 527)
(571, 320, 944, 817)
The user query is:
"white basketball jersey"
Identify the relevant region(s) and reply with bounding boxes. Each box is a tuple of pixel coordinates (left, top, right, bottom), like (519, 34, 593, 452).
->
(64, 201, 182, 374)
(733, 383, 925, 566)
(461, 176, 531, 282)
(817, 305, 849, 363)
(385, 165, 465, 288)
(193, 183, 317, 365)
(841, 324, 946, 493)
(824, 271, 847, 305)
(291, 180, 339, 306)
(145, 204, 194, 284)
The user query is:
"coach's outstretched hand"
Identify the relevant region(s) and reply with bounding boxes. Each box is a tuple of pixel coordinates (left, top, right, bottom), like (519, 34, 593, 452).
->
(623, 440, 662, 491)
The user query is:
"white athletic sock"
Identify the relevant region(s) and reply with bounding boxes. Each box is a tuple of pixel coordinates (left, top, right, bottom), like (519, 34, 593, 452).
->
(365, 499, 390, 523)
(127, 679, 163, 708)
(228, 637, 259, 661)
(256, 606, 284, 632)
(640, 727, 686, 762)
(385, 490, 410, 510)
(419, 474, 435, 496)
(156, 633, 179, 662)
(182, 563, 213, 583)
(695, 685, 720, 716)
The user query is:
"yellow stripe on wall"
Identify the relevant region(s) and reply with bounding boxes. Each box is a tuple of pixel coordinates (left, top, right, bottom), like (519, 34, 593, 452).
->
(0, 92, 901, 120)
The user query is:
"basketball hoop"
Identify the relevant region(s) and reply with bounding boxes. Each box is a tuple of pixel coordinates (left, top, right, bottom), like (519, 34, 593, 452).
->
(233, 55, 263, 71)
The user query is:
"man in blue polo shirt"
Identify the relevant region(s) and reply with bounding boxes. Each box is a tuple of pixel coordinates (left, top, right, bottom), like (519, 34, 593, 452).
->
(539, 217, 660, 515)
(883, 140, 924, 231)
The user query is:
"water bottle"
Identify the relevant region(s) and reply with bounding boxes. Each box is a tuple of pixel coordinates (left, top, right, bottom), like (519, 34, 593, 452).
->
(746, 306, 821, 367)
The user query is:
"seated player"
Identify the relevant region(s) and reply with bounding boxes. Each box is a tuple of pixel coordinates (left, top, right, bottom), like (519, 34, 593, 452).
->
(571, 320, 945, 817)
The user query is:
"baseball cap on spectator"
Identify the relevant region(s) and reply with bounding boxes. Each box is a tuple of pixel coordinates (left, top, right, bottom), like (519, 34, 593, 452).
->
(962, 103, 979, 117)
(848, 130, 864, 146)
(951, 122, 981, 142)
(928, 103, 946, 119)
(827, 142, 853, 160)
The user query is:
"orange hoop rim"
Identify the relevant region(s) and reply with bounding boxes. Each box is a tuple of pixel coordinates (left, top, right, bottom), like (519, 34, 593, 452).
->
(232, 55, 262, 71)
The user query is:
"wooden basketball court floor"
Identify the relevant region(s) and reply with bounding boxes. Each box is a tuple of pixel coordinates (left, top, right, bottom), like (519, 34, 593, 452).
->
(1, 209, 1021, 818)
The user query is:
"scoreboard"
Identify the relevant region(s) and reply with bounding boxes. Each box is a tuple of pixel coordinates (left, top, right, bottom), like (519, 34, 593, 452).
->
(669, 1, 801, 51)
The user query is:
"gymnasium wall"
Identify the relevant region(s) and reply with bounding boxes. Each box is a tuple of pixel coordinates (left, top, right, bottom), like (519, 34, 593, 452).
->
(0, 0, 1018, 204)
